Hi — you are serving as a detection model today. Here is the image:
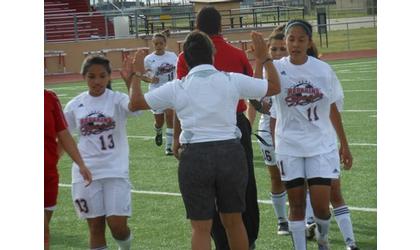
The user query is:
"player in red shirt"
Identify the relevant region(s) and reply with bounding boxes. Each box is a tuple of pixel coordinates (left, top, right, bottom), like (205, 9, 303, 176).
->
(175, 7, 260, 249)
(44, 89, 92, 250)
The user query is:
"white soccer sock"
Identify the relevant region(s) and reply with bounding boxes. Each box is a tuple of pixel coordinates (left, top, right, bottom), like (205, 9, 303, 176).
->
(271, 192, 287, 223)
(305, 190, 314, 224)
(314, 216, 331, 243)
(166, 128, 174, 149)
(91, 247, 108, 250)
(115, 233, 132, 250)
(333, 205, 356, 246)
(289, 220, 306, 250)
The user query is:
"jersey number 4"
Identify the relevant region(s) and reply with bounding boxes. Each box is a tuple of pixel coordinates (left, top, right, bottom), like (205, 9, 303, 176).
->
(99, 134, 115, 150)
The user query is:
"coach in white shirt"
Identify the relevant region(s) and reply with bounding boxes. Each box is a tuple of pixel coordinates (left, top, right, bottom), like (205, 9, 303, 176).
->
(126, 30, 280, 250)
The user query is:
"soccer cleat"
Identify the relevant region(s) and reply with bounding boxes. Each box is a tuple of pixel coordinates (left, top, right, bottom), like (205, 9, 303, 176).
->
(277, 221, 289, 235)
(315, 225, 330, 250)
(346, 243, 359, 250)
(155, 132, 163, 146)
(306, 222, 316, 240)
(165, 148, 173, 156)
(346, 246, 359, 250)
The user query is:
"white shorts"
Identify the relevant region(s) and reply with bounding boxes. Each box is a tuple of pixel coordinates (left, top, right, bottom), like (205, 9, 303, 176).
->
(276, 149, 340, 181)
(256, 130, 276, 166)
(72, 178, 132, 219)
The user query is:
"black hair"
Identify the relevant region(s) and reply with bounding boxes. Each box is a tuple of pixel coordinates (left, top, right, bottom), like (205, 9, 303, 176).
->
(153, 29, 170, 43)
(285, 19, 313, 38)
(183, 30, 214, 69)
(81, 55, 112, 86)
(81, 55, 112, 76)
(284, 19, 319, 58)
(268, 24, 285, 43)
(196, 7, 221, 36)
(307, 43, 319, 59)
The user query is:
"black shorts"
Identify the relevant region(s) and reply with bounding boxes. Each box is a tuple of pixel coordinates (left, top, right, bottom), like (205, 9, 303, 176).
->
(178, 139, 248, 220)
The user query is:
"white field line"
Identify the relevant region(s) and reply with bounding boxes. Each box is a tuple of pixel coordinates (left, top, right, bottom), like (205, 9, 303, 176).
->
(336, 70, 376, 74)
(344, 89, 376, 92)
(342, 110, 376, 112)
(58, 183, 376, 213)
(331, 61, 376, 67)
(341, 78, 376, 82)
(127, 135, 376, 147)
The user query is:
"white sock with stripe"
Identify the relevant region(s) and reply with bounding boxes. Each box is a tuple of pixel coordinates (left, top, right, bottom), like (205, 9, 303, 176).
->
(305, 190, 314, 224)
(289, 220, 306, 250)
(271, 191, 287, 223)
(165, 128, 173, 149)
(333, 205, 356, 247)
(114, 232, 132, 250)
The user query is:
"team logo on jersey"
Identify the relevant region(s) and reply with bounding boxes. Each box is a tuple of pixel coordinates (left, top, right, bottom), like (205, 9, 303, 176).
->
(156, 63, 175, 76)
(80, 111, 115, 136)
(285, 80, 323, 107)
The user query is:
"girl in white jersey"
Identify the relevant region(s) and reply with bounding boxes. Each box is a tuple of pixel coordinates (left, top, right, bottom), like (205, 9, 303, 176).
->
(64, 56, 142, 250)
(271, 19, 353, 250)
(253, 26, 290, 236)
(142, 31, 177, 155)
(125, 30, 280, 250)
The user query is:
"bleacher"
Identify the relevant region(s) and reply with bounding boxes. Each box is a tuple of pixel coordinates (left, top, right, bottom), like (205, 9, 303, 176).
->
(45, 0, 115, 42)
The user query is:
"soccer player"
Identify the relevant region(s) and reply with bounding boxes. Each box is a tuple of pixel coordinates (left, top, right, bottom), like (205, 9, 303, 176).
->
(175, 7, 261, 249)
(44, 89, 92, 250)
(271, 19, 353, 250)
(63, 55, 142, 250)
(253, 26, 289, 235)
(125, 30, 279, 250)
(141, 31, 177, 155)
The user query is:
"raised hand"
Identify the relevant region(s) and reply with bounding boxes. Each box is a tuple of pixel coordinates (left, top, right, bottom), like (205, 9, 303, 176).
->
(132, 49, 147, 74)
(120, 55, 134, 88)
(251, 31, 270, 62)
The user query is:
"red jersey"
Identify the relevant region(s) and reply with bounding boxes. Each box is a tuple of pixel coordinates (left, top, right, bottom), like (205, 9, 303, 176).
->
(177, 35, 254, 113)
(44, 89, 68, 176)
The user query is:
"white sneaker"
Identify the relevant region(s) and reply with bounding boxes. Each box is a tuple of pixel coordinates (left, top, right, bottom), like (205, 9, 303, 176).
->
(305, 222, 316, 240)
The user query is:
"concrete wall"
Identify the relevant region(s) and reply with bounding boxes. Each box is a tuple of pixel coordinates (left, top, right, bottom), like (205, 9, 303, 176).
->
(45, 27, 274, 74)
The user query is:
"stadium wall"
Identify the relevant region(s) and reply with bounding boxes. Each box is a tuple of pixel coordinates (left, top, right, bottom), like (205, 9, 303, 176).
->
(44, 28, 273, 74)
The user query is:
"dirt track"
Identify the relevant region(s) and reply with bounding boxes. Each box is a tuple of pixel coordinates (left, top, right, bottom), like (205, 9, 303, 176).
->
(44, 49, 376, 85)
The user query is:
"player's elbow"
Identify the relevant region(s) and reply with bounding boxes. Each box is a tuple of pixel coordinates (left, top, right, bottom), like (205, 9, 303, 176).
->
(266, 81, 280, 96)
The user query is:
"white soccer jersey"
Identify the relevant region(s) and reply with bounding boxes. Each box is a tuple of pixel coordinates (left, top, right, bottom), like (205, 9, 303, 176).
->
(272, 56, 344, 157)
(144, 51, 178, 90)
(144, 64, 268, 144)
(64, 89, 141, 183)
(257, 97, 273, 133)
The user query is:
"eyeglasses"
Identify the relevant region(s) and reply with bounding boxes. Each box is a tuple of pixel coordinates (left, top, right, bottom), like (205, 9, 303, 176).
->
(270, 47, 287, 52)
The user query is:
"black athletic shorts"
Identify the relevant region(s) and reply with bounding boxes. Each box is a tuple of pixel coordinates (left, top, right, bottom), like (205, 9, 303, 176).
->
(178, 139, 248, 220)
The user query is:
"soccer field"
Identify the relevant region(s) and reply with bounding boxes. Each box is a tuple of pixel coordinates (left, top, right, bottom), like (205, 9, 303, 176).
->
(46, 57, 377, 249)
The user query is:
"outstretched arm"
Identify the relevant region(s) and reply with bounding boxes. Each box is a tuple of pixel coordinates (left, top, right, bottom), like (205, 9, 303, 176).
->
(251, 31, 280, 96)
(330, 103, 353, 169)
(128, 49, 151, 111)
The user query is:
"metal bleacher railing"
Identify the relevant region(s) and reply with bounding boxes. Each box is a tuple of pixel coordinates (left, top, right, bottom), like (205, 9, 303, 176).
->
(44, 5, 306, 42)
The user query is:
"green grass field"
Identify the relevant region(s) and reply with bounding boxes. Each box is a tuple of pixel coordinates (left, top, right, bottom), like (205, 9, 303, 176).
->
(46, 57, 377, 249)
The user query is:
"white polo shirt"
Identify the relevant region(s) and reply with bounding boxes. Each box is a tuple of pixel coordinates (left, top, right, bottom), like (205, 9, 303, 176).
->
(144, 64, 268, 144)
(272, 56, 344, 157)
